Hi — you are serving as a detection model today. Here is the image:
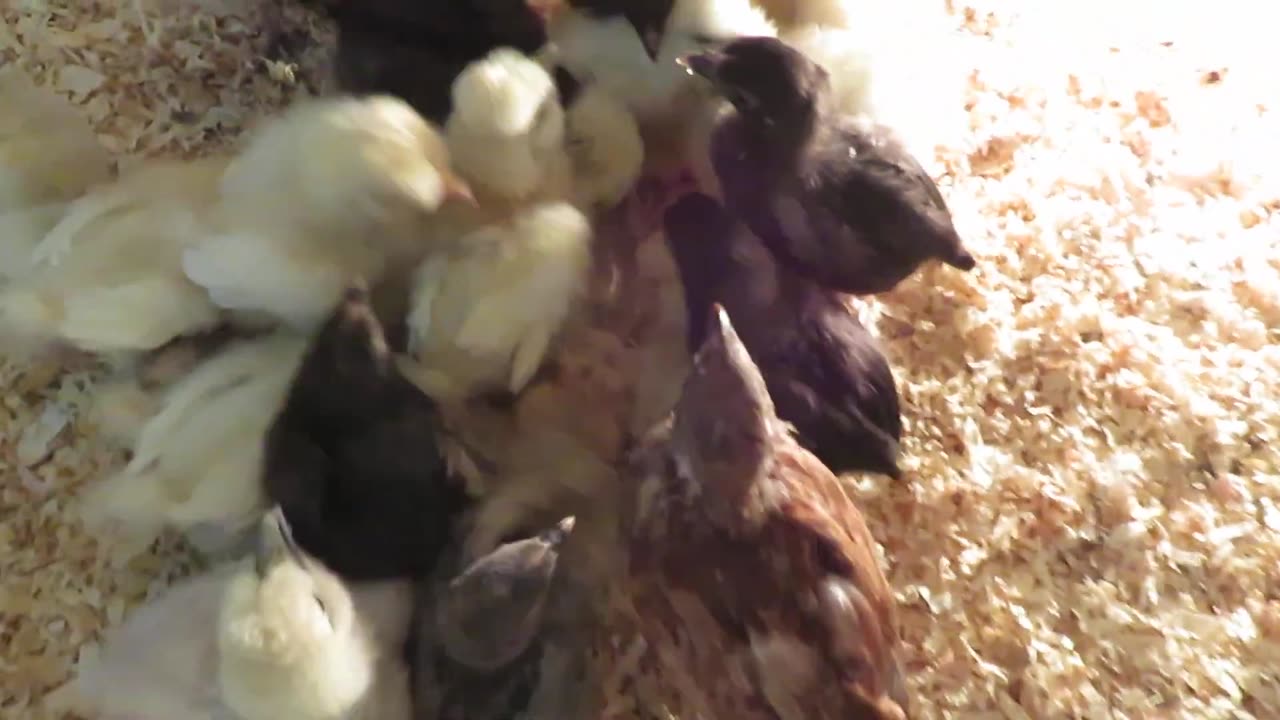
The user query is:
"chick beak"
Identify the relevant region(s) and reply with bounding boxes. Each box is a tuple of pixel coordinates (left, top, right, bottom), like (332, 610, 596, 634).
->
(676, 50, 722, 83)
(539, 515, 576, 548)
(526, 0, 565, 24)
(442, 171, 476, 205)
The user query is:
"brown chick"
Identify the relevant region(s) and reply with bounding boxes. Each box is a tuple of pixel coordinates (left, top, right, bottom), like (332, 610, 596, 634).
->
(623, 305, 910, 720)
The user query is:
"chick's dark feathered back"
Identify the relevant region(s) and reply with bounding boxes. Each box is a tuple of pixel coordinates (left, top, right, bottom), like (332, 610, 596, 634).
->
(663, 192, 904, 478)
(698, 36, 974, 295)
(263, 285, 469, 581)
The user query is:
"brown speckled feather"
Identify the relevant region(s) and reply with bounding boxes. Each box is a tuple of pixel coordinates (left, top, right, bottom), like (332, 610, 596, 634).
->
(624, 308, 909, 719)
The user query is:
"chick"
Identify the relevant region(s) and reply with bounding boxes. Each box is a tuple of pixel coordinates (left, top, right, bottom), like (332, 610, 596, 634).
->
(0, 68, 114, 211)
(263, 284, 470, 581)
(623, 305, 910, 720)
(444, 47, 574, 208)
(77, 331, 309, 561)
(182, 94, 473, 331)
(218, 509, 414, 720)
(47, 565, 237, 719)
(680, 36, 975, 295)
(779, 8, 971, 164)
(558, 73, 645, 213)
(323, 0, 547, 123)
(433, 516, 576, 672)
(404, 200, 593, 400)
(411, 517, 600, 720)
(0, 157, 227, 358)
(664, 192, 902, 478)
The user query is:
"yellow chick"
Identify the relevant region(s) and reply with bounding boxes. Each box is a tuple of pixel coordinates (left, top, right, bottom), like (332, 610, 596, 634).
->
(404, 200, 593, 399)
(78, 331, 309, 562)
(182, 94, 473, 331)
(444, 47, 574, 209)
(0, 157, 229, 358)
(560, 82, 645, 214)
(218, 509, 414, 720)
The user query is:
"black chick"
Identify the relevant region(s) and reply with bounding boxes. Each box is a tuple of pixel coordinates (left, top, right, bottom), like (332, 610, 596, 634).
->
(410, 517, 597, 720)
(679, 36, 976, 296)
(664, 191, 904, 479)
(322, 0, 548, 123)
(262, 283, 471, 581)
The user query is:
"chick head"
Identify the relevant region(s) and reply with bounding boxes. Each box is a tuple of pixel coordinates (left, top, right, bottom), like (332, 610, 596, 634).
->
(217, 508, 376, 720)
(434, 516, 576, 671)
(678, 35, 824, 130)
(670, 305, 777, 529)
(225, 95, 471, 245)
(447, 47, 567, 200)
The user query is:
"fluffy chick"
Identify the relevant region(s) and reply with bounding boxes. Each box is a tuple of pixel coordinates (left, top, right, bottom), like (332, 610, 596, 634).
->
(218, 509, 414, 720)
(47, 565, 238, 720)
(263, 284, 470, 581)
(0, 203, 66, 283)
(433, 516, 576, 672)
(404, 200, 593, 400)
(664, 192, 902, 478)
(681, 36, 975, 295)
(558, 72, 645, 213)
(182, 94, 472, 331)
(0, 69, 114, 211)
(0, 157, 228, 357)
(445, 47, 574, 208)
(780, 7, 971, 164)
(323, 0, 547, 123)
(623, 306, 910, 720)
(411, 517, 600, 720)
(78, 330, 309, 561)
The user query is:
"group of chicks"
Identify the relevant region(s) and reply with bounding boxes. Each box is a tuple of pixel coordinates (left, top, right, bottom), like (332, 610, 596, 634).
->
(0, 0, 979, 718)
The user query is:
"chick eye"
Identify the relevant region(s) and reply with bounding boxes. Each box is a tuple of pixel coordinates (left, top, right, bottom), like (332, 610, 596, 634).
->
(313, 595, 327, 615)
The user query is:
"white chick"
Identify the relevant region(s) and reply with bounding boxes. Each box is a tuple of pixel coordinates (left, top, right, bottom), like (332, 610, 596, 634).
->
(218, 509, 413, 720)
(0, 157, 228, 357)
(751, 0, 855, 29)
(182, 94, 472, 331)
(404, 201, 592, 399)
(0, 69, 114, 212)
(445, 47, 573, 207)
(78, 332, 309, 561)
(561, 82, 645, 213)
(778, 4, 970, 162)
(47, 565, 240, 720)
(542, 0, 775, 160)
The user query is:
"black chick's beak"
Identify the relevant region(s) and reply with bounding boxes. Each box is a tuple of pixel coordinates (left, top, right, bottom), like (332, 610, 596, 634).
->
(676, 50, 722, 83)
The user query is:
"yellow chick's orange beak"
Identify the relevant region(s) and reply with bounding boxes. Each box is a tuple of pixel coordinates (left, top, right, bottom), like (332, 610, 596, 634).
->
(527, 0, 566, 24)
(442, 171, 476, 205)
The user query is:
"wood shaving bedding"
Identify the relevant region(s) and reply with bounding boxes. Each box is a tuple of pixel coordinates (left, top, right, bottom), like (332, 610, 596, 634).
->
(1, 1, 1277, 719)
